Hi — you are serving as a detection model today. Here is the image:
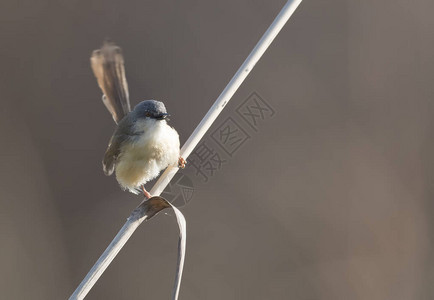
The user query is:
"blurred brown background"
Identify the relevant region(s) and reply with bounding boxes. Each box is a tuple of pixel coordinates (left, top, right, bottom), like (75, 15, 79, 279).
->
(1, 0, 433, 299)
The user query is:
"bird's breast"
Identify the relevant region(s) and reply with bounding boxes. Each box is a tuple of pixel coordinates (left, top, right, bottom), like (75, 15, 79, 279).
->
(115, 119, 180, 192)
(126, 119, 179, 161)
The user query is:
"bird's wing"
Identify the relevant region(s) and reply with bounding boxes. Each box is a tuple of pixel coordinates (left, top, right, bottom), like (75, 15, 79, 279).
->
(91, 42, 131, 124)
(102, 134, 123, 176)
(102, 114, 135, 175)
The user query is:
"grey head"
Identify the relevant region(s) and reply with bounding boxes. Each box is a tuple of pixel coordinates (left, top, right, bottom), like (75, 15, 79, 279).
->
(132, 100, 169, 120)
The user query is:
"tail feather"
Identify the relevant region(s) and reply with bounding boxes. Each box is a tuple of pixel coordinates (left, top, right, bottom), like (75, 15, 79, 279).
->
(91, 42, 131, 123)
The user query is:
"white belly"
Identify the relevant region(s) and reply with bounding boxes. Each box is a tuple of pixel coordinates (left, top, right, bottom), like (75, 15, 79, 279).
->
(115, 119, 180, 193)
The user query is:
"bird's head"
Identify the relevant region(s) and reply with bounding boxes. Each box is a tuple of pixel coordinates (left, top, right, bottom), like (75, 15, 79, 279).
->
(133, 100, 170, 121)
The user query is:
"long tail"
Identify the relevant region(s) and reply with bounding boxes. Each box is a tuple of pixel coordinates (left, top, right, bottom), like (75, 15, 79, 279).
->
(90, 42, 131, 124)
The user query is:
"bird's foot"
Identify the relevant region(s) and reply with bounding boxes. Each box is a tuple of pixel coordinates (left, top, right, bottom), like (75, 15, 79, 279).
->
(178, 157, 187, 169)
(142, 185, 152, 199)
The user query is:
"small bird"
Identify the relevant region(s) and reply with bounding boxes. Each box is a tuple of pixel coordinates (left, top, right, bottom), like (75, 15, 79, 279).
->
(90, 42, 186, 198)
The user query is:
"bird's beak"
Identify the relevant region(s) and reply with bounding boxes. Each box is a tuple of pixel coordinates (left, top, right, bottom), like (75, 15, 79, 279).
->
(156, 113, 170, 120)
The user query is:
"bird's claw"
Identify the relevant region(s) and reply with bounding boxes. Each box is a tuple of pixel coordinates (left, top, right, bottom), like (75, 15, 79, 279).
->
(142, 185, 152, 199)
(178, 157, 187, 169)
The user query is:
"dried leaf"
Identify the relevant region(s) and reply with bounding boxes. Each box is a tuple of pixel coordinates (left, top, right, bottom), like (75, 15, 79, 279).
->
(133, 196, 186, 300)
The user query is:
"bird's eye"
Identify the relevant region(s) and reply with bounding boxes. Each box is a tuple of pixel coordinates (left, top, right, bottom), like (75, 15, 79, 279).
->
(145, 112, 151, 117)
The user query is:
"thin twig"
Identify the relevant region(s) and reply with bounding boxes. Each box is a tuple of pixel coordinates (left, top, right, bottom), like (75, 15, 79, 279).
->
(69, 1, 302, 299)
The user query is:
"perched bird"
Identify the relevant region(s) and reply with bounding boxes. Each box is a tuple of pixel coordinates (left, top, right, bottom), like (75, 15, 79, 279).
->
(90, 42, 185, 198)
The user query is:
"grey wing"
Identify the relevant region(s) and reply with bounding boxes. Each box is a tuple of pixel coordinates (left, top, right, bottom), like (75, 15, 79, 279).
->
(91, 42, 131, 124)
(103, 134, 124, 176)
(102, 114, 135, 175)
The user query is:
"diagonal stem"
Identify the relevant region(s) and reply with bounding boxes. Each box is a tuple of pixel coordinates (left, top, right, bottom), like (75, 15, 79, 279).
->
(69, 1, 302, 299)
